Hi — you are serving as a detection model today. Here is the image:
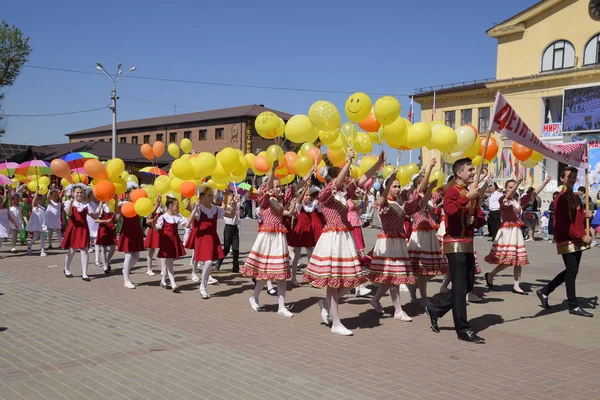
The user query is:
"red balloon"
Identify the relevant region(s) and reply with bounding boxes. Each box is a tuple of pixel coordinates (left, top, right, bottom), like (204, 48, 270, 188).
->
(121, 202, 137, 218)
(93, 180, 116, 202)
(179, 181, 196, 198)
(512, 142, 533, 162)
(130, 188, 148, 203)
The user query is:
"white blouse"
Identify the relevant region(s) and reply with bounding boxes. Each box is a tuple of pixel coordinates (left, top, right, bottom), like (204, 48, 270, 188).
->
(156, 213, 186, 229)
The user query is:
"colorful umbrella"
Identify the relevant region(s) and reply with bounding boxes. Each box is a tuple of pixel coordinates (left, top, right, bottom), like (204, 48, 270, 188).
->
(0, 161, 19, 176)
(15, 160, 51, 177)
(61, 152, 98, 169)
(0, 175, 12, 185)
(140, 167, 167, 176)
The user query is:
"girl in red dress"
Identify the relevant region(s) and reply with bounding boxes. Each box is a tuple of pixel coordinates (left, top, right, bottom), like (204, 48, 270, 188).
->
(155, 197, 187, 291)
(61, 184, 98, 281)
(116, 186, 145, 289)
(187, 184, 238, 299)
(304, 150, 385, 336)
(94, 198, 118, 274)
(144, 195, 164, 277)
(242, 162, 297, 316)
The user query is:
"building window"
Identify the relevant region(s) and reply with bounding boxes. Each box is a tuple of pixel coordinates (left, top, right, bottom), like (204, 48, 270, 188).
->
(215, 128, 224, 140)
(120, 137, 127, 143)
(143, 135, 150, 144)
(541, 40, 575, 71)
(184, 131, 191, 139)
(444, 111, 456, 129)
(461, 109, 472, 125)
(99, 139, 105, 142)
(478, 107, 490, 133)
(156, 133, 163, 142)
(131, 136, 138, 144)
(199, 129, 207, 141)
(583, 33, 600, 65)
(169, 132, 177, 143)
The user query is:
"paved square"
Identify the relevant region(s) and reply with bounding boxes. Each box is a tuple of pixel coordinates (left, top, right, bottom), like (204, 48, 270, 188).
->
(1, 221, 600, 399)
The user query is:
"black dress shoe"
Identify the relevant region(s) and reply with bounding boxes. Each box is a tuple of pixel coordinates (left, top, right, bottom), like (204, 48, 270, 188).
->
(569, 307, 593, 317)
(104, 269, 111, 274)
(536, 289, 550, 309)
(457, 329, 485, 344)
(512, 289, 528, 295)
(484, 273, 493, 290)
(82, 277, 91, 282)
(64, 271, 73, 278)
(425, 305, 440, 333)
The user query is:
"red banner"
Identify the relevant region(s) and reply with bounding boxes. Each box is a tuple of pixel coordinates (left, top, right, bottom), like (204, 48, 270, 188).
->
(490, 92, 588, 168)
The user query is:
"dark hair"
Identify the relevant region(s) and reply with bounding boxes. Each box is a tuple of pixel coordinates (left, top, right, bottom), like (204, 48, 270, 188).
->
(504, 179, 517, 188)
(552, 191, 559, 198)
(328, 166, 342, 179)
(165, 197, 179, 208)
(452, 158, 473, 175)
(560, 166, 578, 179)
(526, 187, 534, 194)
(577, 186, 585, 193)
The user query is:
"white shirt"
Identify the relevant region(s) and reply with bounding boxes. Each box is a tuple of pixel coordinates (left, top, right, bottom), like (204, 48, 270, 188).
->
(155, 213, 186, 229)
(488, 191, 503, 211)
(64, 200, 94, 214)
(45, 200, 62, 230)
(194, 204, 225, 220)
(224, 205, 240, 226)
(9, 205, 23, 230)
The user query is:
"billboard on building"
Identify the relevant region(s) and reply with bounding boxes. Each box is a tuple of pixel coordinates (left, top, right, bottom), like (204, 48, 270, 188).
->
(562, 84, 600, 134)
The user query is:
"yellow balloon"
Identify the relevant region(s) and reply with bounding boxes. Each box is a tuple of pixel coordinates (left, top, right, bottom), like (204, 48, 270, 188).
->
(126, 174, 139, 185)
(217, 147, 239, 169)
(529, 151, 543, 163)
(216, 182, 228, 190)
(277, 118, 286, 137)
(432, 126, 458, 153)
(170, 177, 183, 192)
(27, 180, 39, 192)
(38, 176, 50, 186)
(107, 199, 116, 213)
(443, 152, 464, 164)
(211, 160, 227, 180)
(405, 163, 419, 177)
(279, 174, 295, 185)
(233, 172, 247, 183)
(452, 125, 477, 153)
(285, 115, 318, 144)
(244, 153, 256, 169)
(429, 170, 445, 187)
(396, 167, 412, 186)
(180, 138, 193, 154)
(255, 111, 281, 139)
(120, 170, 130, 180)
(168, 143, 180, 159)
(383, 117, 407, 149)
(154, 176, 171, 194)
(327, 149, 346, 167)
(359, 155, 377, 175)
(107, 158, 125, 180)
(308, 100, 341, 131)
(374, 96, 401, 126)
(345, 92, 372, 122)
(206, 179, 217, 189)
(463, 136, 481, 158)
(180, 207, 191, 218)
(382, 164, 396, 179)
(522, 157, 539, 168)
(61, 178, 70, 187)
(349, 165, 360, 180)
(295, 155, 313, 177)
(472, 155, 483, 166)
(143, 185, 158, 202)
(354, 132, 373, 154)
(319, 129, 339, 145)
(369, 130, 383, 145)
(266, 145, 284, 166)
(113, 178, 127, 195)
(134, 197, 154, 217)
(172, 158, 195, 180)
(406, 122, 432, 149)
(298, 142, 315, 157)
(340, 122, 358, 145)
(236, 154, 249, 173)
(195, 152, 217, 176)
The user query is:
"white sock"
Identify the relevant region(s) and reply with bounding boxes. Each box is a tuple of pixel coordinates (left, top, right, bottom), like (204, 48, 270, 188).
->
(200, 261, 212, 293)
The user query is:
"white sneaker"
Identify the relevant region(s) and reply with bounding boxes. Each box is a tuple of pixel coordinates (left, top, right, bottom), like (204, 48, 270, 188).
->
(124, 282, 136, 289)
(11, 247, 17, 253)
(207, 276, 218, 285)
(88, 248, 94, 253)
(318, 299, 331, 324)
(40, 252, 47, 257)
(355, 285, 371, 297)
(467, 292, 482, 303)
(191, 273, 200, 282)
(249, 296, 262, 312)
(591, 241, 598, 247)
(277, 308, 294, 318)
(146, 270, 156, 276)
(399, 284, 409, 292)
(331, 325, 353, 336)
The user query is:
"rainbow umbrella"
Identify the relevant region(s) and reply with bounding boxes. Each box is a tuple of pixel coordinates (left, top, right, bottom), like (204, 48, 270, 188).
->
(0, 161, 19, 176)
(61, 152, 98, 169)
(0, 175, 12, 185)
(140, 166, 167, 176)
(15, 160, 51, 177)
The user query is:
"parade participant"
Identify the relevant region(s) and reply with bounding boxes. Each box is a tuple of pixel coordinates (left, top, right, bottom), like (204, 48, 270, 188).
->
(143, 195, 163, 277)
(242, 161, 296, 317)
(369, 171, 423, 321)
(407, 158, 448, 307)
(26, 191, 47, 257)
(487, 183, 503, 240)
(116, 183, 145, 289)
(254, 205, 278, 296)
(520, 186, 541, 241)
(0, 194, 17, 258)
(304, 150, 385, 336)
(9, 192, 24, 253)
(94, 199, 117, 274)
(216, 191, 241, 273)
(85, 190, 101, 267)
(61, 184, 98, 281)
(536, 167, 594, 317)
(155, 197, 187, 291)
(485, 176, 552, 294)
(45, 189, 63, 249)
(348, 188, 372, 297)
(188, 184, 238, 299)
(425, 158, 488, 344)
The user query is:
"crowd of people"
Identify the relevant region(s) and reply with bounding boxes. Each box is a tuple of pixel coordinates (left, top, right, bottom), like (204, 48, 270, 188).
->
(0, 151, 595, 342)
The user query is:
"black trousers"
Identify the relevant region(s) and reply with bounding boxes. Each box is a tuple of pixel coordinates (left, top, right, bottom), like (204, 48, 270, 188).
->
(243, 200, 253, 219)
(543, 251, 582, 309)
(430, 252, 475, 332)
(488, 210, 500, 238)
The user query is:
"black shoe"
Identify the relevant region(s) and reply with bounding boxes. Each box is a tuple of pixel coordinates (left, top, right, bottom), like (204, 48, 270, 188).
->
(82, 277, 91, 282)
(160, 282, 170, 290)
(512, 289, 528, 295)
(484, 273, 493, 290)
(64, 270, 73, 278)
(457, 329, 486, 344)
(536, 289, 550, 309)
(425, 305, 440, 333)
(569, 307, 593, 317)
(267, 288, 278, 296)
(232, 267, 240, 273)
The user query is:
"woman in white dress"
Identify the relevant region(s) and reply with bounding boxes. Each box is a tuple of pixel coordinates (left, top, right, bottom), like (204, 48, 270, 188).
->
(26, 191, 47, 257)
(45, 189, 63, 249)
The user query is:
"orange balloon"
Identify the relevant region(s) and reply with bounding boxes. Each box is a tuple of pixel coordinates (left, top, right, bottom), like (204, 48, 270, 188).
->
(121, 202, 137, 218)
(152, 141, 165, 158)
(253, 155, 269, 173)
(512, 142, 533, 162)
(93, 180, 116, 202)
(130, 188, 148, 203)
(306, 147, 322, 165)
(50, 159, 71, 179)
(284, 152, 298, 175)
(140, 144, 154, 161)
(275, 166, 288, 179)
(179, 181, 196, 198)
(84, 159, 107, 180)
(358, 108, 381, 133)
(479, 137, 499, 161)
(316, 168, 326, 183)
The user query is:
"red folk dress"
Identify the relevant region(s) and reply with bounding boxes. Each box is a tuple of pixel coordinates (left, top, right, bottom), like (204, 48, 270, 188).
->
(117, 202, 144, 253)
(144, 209, 163, 249)
(303, 181, 366, 288)
(96, 205, 117, 246)
(289, 202, 319, 248)
(553, 190, 590, 255)
(156, 213, 187, 259)
(484, 195, 529, 266)
(241, 185, 291, 280)
(187, 205, 225, 262)
(61, 201, 93, 250)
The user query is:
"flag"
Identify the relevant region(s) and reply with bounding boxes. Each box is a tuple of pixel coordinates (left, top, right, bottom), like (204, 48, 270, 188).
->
(546, 109, 553, 124)
(408, 96, 414, 123)
(528, 168, 534, 182)
(431, 91, 436, 121)
(507, 152, 512, 177)
(501, 151, 507, 177)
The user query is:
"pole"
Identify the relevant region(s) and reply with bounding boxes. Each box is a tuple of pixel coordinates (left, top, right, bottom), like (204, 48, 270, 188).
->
(111, 82, 117, 159)
(585, 169, 590, 232)
(469, 130, 493, 216)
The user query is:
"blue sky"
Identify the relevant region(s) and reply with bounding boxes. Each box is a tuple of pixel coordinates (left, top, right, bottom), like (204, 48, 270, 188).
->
(2, 0, 530, 163)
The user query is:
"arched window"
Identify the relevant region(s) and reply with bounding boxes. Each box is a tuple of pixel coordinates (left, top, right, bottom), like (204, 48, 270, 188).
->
(541, 40, 575, 72)
(584, 33, 600, 66)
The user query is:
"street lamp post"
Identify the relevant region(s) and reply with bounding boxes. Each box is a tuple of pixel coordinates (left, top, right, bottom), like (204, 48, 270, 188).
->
(96, 62, 136, 159)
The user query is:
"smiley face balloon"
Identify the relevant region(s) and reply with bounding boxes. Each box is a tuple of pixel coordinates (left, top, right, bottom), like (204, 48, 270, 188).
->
(345, 92, 372, 123)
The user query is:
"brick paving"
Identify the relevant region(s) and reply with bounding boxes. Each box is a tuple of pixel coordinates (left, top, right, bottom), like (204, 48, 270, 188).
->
(1, 220, 600, 399)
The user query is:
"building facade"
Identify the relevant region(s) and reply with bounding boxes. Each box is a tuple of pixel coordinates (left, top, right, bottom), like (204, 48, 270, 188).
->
(67, 104, 293, 156)
(414, 0, 600, 200)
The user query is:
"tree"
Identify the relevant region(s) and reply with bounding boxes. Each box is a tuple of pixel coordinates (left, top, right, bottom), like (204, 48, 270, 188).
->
(0, 20, 32, 136)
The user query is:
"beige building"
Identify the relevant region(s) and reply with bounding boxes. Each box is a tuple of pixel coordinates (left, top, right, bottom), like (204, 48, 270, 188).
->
(67, 104, 292, 156)
(414, 0, 600, 199)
